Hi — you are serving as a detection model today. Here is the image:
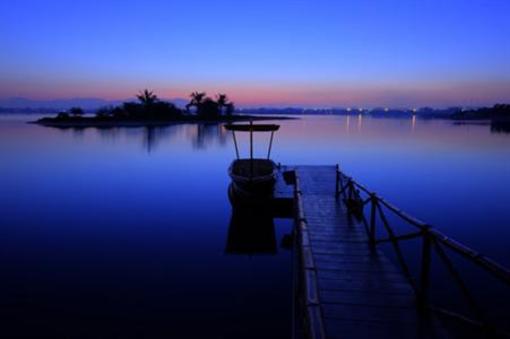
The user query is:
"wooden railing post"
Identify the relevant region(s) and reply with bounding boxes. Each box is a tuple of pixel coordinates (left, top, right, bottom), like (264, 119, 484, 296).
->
(377, 203, 418, 292)
(337, 167, 510, 331)
(348, 179, 354, 200)
(434, 240, 485, 324)
(418, 229, 431, 310)
(335, 164, 340, 199)
(369, 194, 377, 248)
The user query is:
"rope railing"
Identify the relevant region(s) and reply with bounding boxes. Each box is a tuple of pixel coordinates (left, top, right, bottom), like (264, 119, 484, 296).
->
(334, 164, 510, 334)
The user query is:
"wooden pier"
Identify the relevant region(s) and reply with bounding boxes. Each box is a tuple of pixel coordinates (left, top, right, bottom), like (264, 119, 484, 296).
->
(288, 166, 443, 338)
(223, 122, 510, 338)
(274, 165, 510, 339)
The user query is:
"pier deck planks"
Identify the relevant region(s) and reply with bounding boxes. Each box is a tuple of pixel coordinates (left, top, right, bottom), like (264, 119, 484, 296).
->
(292, 165, 446, 339)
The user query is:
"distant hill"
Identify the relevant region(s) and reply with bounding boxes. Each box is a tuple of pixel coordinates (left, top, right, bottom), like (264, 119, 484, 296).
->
(0, 97, 189, 112)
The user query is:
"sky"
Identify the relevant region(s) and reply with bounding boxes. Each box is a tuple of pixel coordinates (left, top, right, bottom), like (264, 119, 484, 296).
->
(1, 0, 510, 108)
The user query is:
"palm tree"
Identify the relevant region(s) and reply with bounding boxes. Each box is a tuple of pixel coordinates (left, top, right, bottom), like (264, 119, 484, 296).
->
(225, 102, 235, 116)
(216, 93, 228, 114)
(69, 107, 84, 117)
(136, 89, 158, 106)
(186, 91, 206, 113)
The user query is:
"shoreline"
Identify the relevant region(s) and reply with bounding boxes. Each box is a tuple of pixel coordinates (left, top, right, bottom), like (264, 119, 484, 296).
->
(31, 115, 295, 128)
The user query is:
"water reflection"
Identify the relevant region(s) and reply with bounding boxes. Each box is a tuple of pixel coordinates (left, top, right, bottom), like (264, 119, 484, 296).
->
(71, 126, 85, 139)
(43, 116, 510, 158)
(1, 114, 510, 338)
(491, 120, 510, 134)
(225, 207, 277, 255)
(192, 123, 229, 149)
(142, 126, 182, 152)
(58, 123, 230, 152)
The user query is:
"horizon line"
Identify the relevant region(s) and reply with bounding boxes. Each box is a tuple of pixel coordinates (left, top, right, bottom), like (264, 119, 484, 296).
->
(1, 95, 508, 110)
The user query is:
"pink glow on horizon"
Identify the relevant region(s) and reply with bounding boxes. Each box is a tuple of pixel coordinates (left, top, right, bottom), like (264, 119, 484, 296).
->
(1, 80, 510, 108)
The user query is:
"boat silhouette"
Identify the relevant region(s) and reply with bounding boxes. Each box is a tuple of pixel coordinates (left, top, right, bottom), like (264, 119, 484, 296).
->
(224, 122, 280, 206)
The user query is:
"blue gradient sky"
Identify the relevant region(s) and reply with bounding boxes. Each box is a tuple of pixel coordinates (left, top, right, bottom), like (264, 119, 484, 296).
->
(1, 0, 509, 107)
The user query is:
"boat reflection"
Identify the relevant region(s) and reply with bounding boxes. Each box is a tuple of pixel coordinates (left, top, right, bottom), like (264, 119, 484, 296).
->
(225, 206, 277, 255)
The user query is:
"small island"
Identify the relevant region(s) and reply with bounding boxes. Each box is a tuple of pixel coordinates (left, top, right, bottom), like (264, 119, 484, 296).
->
(34, 90, 289, 128)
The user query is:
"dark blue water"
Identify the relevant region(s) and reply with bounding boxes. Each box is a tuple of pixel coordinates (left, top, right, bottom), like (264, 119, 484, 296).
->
(1, 114, 509, 337)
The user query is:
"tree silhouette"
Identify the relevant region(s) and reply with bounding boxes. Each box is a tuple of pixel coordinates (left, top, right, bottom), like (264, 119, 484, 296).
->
(216, 93, 228, 114)
(225, 103, 235, 116)
(200, 98, 220, 118)
(136, 89, 158, 106)
(186, 91, 206, 113)
(216, 93, 236, 116)
(50, 90, 236, 123)
(69, 107, 84, 117)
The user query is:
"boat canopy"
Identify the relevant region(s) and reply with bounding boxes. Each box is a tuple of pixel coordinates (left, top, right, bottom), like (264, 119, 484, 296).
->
(224, 123, 280, 132)
(224, 121, 280, 160)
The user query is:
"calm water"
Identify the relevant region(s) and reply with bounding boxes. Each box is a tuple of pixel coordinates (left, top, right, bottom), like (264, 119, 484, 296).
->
(1, 114, 509, 337)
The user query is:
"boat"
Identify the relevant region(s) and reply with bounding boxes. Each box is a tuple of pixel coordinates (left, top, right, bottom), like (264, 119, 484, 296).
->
(224, 122, 280, 206)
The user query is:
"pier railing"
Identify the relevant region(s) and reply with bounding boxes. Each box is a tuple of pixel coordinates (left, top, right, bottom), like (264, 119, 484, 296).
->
(334, 165, 510, 334)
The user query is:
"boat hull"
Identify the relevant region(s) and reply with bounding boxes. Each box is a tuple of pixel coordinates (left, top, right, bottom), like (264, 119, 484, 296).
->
(228, 159, 277, 207)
